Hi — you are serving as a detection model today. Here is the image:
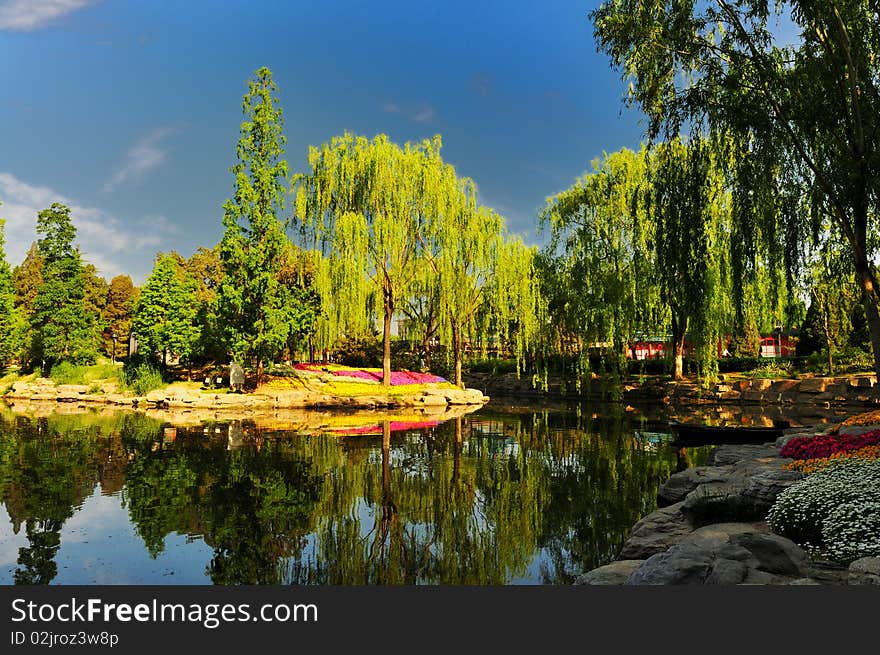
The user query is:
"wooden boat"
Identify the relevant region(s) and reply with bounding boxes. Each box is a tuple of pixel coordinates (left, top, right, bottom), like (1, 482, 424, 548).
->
(669, 420, 788, 446)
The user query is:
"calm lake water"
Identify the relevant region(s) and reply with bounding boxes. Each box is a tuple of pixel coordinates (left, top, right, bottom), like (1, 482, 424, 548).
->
(0, 401, 712, 585)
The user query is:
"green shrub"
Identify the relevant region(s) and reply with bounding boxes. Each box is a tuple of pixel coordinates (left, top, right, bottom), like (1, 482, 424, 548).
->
(333, 333, 382, 368)
(746, 359, 796, 379)
(122, 359, 165, 395)
(467, 358, 519, 375)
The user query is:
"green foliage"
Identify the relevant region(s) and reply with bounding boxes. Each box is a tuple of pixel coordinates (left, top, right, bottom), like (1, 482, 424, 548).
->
(745, 359, 796, 380)
(591, 0, 880, 377)
(216, 67, 315, 371)
(133, 253, 200, 366)
(467, 358, 519, 376)
(48, 361, 120, 385)
(102, 275, 137, 360)
(0, 211, 17, 366)
(332, 332, 382, 368)
(29, 203, 99, 368)
(121, 357, 165, 395)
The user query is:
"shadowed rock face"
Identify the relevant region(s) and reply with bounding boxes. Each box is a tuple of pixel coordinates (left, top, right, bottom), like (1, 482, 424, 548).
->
(625, 523, 812, 585)
(578, 437, 865, 585)
(617, 502, 694, 560)
(656, 444, 804, 525)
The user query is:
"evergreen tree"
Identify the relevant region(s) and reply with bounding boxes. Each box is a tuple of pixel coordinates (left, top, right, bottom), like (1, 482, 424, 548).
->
(217, 67, 308, 381)
(30, 203, 96, 369)
(132, 254, 200, 368)
(11, 243, 43, 321)
(0, 207, 17, 366)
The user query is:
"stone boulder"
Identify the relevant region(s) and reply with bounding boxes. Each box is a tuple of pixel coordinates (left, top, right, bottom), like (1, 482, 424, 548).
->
(708, 444, 779, 466)
(680, 466, 803, 524)
(618, 502, 694, 560)
(657, 465, 733, 506)
(848, 557, 880, 585)
(574, 560, 645, 585)
(626, 523, 810, 585)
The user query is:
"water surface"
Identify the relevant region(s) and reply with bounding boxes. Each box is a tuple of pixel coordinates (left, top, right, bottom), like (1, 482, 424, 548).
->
(0, 402, 708, 585)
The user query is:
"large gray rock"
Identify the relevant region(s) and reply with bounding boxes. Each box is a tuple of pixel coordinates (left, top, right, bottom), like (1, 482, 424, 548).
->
(625, 523, 810, 585)
(574, 560, 645, 585)
(729, 532, 809, 576)
(848, 557, 880, 585)
(709, 444, 780, 466)
(657, 465, 732, 506)
(680, 459, 803, 524)
(618, 502, 694, 560)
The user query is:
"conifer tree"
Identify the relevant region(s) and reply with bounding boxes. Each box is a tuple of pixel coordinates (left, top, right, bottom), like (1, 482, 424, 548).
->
(0, 205, 17, 366)
(217, 66, 307, 382)
(30, 203, 96, 368)
(133, 254, 199, 367)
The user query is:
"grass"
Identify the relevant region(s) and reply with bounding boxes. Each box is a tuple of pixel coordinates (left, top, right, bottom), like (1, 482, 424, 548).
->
(49, 361, 122, 385)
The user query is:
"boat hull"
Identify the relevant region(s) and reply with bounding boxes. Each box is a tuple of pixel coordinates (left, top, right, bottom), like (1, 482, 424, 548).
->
(669, 421, 784, 446)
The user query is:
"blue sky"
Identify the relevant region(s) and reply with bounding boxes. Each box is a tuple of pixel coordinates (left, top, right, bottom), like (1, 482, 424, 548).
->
(0, 0, 647, 283)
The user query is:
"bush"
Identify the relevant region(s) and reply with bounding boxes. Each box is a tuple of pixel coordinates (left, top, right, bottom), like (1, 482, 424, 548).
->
(767, 458, 880, 560)
(467, 358, 519, 375)
(333, 333, 382, 368)
(122, 358, 165, 395)
(746, 359, 796, 379)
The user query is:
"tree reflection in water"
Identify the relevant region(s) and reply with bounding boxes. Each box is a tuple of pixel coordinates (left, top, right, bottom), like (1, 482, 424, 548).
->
(0, 404, 705, 584)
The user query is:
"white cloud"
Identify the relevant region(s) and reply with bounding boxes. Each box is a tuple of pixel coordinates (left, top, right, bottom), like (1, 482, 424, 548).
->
(102, 127, 176, 193)
(0, 0, 97, 32)
(410, 104, 435, 124)
(381, 99, 436, 124)
(0, 172, 174, 282)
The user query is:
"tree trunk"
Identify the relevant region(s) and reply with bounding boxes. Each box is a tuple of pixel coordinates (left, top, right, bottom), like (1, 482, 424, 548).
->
(850, 190, 880, 379)
(854, 254, 880, 379)
(383, 283, 393, 386)
(256, 358, 264, 389)
(671, 314, 687, 380)
(452, 321, 463, 388)
(821, 308, 834, 376)
(379, 420, 396, 558)
(452, 416, 462, 485)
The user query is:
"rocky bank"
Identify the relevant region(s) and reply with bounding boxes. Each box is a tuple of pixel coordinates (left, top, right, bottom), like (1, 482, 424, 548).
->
(4, 376, 488, 412)
(575, 431, 880, 585)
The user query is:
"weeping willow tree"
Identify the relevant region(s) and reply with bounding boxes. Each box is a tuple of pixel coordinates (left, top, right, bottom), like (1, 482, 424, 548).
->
(591, 0, 880, 377)
(542, 138, 792, 382)
(646, 137, 733, 380)
(540, 147, 663, 379)
(421, 178, 542, 387)
(295, 133, 459, 385)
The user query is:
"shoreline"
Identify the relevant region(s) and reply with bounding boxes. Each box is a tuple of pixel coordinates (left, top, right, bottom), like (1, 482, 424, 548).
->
(3, 376, 489, 414)
(465, 370, 880, 409)
(575, 426, 880, 585)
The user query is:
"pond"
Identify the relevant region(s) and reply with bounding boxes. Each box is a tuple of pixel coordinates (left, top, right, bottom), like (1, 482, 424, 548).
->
(0, 400, 717, 585)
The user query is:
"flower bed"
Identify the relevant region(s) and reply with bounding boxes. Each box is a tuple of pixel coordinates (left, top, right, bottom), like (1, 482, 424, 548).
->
(768, 458, 880, 563)
(779, 430, 880, 460)
(783, 444, 880, 474)
(293, 363, 447, 385)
